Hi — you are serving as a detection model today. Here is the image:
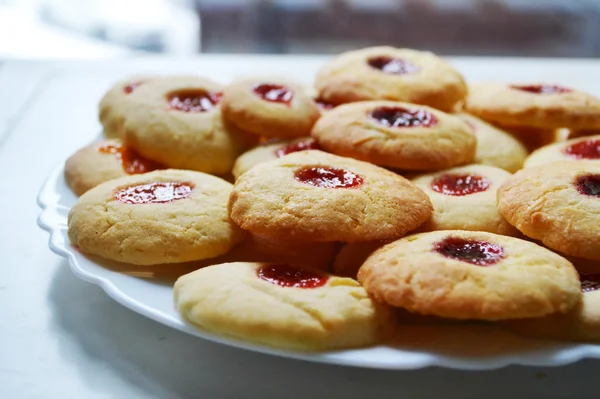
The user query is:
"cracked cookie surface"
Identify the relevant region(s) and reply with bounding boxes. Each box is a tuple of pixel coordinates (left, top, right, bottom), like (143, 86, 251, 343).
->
(68, 169, 244, 265)
(174, 261, 393, 350)
(121, 76, 254, 175)
(411, 164, 519, 236)
(315, 46, 466, 112)
(357, 230, 581, 320)
(465, 82, 600, 129)
(498, 162, 600, 260)
(311, 101, 475, 171)
(221, 77, 320, 139)
(228, 150, 433, 242)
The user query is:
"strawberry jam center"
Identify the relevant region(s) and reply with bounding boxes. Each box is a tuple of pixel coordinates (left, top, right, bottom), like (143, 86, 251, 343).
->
(98, 142, 163, 174)
(510, 84, 572, 94)
(114, 182, 193, 204)
(275, 138, 320, 157)
(576, 174, 600, 197)
(367, 56, 420, 75)
(167, 91, 222, 112)
(434, 237, 504, 266)
(430, 174, 490, 196)
(257, 264, 328, 288)
(564, 139, 600, 160)
(253, 84, 293, 105)
(581, 274, 600, 293)
(370, 106, 438, 128)
(294, 166, 364, 188)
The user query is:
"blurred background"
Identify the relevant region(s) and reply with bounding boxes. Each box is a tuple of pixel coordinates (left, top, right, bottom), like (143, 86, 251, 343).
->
(1, 0, 600, 59)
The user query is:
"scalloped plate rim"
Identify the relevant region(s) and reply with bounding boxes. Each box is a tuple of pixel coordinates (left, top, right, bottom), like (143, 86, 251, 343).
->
(37, 163, 600, 370)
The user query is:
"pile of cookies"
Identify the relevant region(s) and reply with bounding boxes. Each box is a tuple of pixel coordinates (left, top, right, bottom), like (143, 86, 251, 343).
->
(65, 46, 600, 352)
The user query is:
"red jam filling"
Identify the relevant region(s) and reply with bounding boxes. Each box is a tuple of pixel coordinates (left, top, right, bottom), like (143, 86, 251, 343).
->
(252, 83, 293, 105)
(510, 84, 572, 95)
(367, 56, 420, 75)
(294, 166, 364, 188)
(430, 174, 491, 196)
(564, 139, 600, 160)
(314, 97, 336, 111)
(576, 174, 600, 197)
(370, 106, 438, 128)
(98, 142, 163, 174)
(167, 91, 222, 112)
(257, 264, 328, 288)
(275, 138, 320, 158)
(114, 181, 193, 204)
(434, 237, 504, 266)
(581, 274, 600, 293)
(123, 81, 144, 94)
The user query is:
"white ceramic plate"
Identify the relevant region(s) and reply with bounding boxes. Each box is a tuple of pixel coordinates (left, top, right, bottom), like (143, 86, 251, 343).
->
(38, 163, 600, 370)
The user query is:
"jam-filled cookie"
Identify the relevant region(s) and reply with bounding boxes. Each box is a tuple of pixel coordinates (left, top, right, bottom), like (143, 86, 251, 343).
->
(64, 139, 163, 196)
(357, 230, 581, 320)
(229, 150, 433, 242)
(232, 137, 320, 180)
(332, 241, 386, 279)
(502, 268, 600, 343)
(411, 164, 519, 236)
(315, 46, 466, 112)
(122, 76, 254, 175)
(220, 77, 320, 139)
(99, 75, 156, 138)
(465, 82, 600, 130)
(311, 101, 476, 171)
(68, 170, 244, 265)
(174, 262, 393, 351)
(498, 162, 600, 260)
(525, 135, 600, 168)
(458, 113, 527, 172)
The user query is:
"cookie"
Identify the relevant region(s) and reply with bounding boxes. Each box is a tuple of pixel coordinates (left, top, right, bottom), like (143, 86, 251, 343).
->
(498, 162, 600, 260)
(311, 101, 476, 171)
(229, 150, 433, 242)
(64, 139, 163, 196)
(568, 128, 600, 140)
(411, 164, 519, 236)
(525, 135, 600, 168)
(174, 262, 393, 351)
(221, 77, 320, 139)
(332, 241, 386, 279)
(502, 272, 600, 343)
(302, 85, 338, 113)
(122, 76, 254, 175)
(315, 46, 466, 112)
(235, 233, 340, 271)
(494, 123, 564, 153)
(99, 75, 156, 138)
(357, 230, 581, 320)
(457, 113, 527, 172)
(232, 137, 320, 180)
(465, 82, 600, 129)
(68, 169, 244, 265)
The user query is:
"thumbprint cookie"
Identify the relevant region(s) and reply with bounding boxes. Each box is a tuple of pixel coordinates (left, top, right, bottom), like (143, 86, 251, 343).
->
(357, 230, 581, 320)
(174, 262, 393, 351)
(68, 170, 244, 265)
(315, 46, 466, 112)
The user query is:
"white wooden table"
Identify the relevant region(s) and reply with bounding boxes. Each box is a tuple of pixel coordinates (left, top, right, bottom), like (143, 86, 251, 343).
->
(2, 56, 600, 399)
